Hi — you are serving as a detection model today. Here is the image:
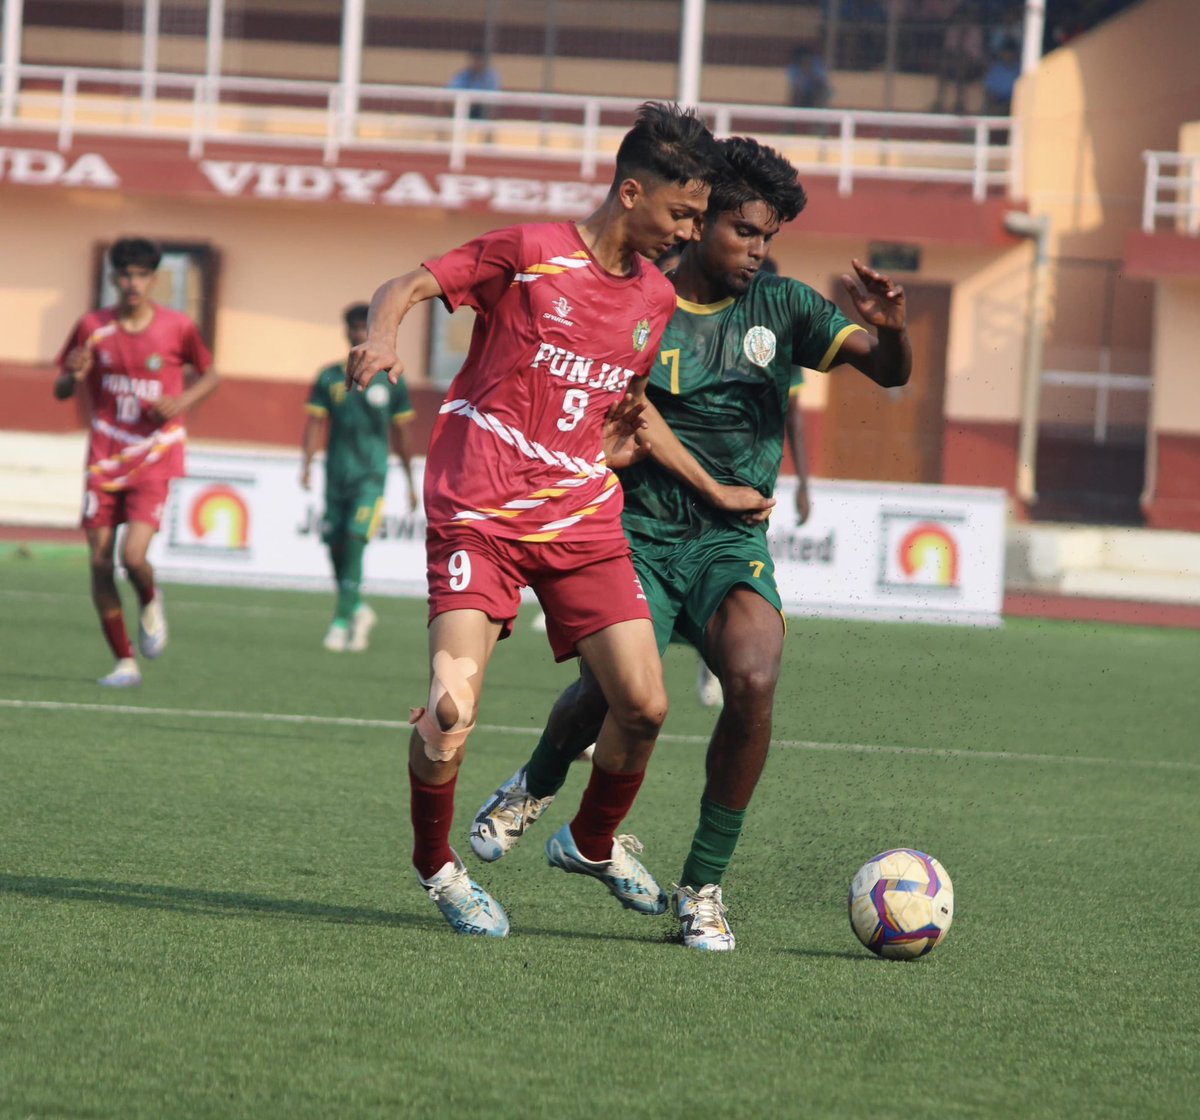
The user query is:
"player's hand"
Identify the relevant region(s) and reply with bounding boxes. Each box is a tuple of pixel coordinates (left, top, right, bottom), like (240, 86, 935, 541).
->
(602, 394, 650, 470)
(708, 483, 775, 523)
(795, 482, 811, 526)
(346, 339, 402, 390)
(63, 346, 94, 381)
(841, 259, 906, 332)
(146, 395, 183, 422)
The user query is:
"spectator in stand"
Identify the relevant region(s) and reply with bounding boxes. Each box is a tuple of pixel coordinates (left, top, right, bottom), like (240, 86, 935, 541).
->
(447, 50, 500, 121)
(787, 44, 832, 111)
(983, 38, 1021, 114)
(932, 0, 986, 113)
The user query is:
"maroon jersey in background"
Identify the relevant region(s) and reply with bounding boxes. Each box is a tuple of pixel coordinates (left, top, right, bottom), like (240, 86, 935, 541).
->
(57, 306, 213, 492)
(422, 222, 675, 544)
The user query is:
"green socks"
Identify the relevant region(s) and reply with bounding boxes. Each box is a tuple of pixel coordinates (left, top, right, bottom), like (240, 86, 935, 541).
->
(680, 797, 747, 890)
(524, 727, 591, 799)
(334, 534, 367, 623)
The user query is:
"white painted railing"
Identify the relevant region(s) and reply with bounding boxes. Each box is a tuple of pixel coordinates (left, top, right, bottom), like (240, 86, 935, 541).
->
(0, 63, 1014, 200)
(1142, 151, 1200, 234)
(1041, 370, 1152, 445)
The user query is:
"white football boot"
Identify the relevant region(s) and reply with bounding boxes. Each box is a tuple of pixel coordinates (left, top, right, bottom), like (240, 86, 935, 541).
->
(98, 658, 142, 688)
(138, 593, 168, 660)
(545, 824, 668, 915)
(322, 622, 349, 652)
(673, 883, 736, 951)
(470, 766, 556, 862)
(696, 663, 724, 708)
(348, 603, 377, 652)
(419, 850, 509, 937)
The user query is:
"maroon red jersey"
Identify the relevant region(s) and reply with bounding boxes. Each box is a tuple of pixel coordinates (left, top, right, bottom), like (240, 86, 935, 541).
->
(422, 222, 675, 543)
(57, 306, 213, 492)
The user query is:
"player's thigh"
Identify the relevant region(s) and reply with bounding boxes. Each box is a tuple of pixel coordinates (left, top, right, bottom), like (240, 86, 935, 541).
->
(320, 489, 352, 545)
(576, 617, 667, 727)
(678, 532, 785, 659)
(423, 607, 504, 717)
(426, 527, 525, 642)
(349, 484, 385, 541)
(629, 546, 685, 656)
(81, 485, 122, 536)
(120, 520, 157, 568)
(706, 585, 786, 691)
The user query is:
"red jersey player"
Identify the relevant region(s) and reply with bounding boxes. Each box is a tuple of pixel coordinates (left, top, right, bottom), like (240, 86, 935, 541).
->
(345, 102, 721, 938)
(53, 237, 219, 687)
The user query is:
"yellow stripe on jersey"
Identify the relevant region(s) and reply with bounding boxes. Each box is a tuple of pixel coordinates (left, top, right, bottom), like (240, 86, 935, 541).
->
(392, 409, 415, 426)
(815, 324, 867, 372)
(530, 488, 570, 498)
(675, 295, 736, 315)
(305, 404, 328, 416)
(517, 531, 562, 542)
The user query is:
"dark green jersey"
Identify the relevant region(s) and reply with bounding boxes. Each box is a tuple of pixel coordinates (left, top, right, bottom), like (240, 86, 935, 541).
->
(619, 273, 863, 542)
(306, 364, 415, 492)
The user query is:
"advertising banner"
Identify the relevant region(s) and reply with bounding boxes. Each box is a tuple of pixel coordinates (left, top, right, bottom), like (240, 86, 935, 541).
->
(149, 450, 1007, 626)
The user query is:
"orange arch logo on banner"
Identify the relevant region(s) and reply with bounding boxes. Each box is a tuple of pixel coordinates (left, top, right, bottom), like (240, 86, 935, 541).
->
(188, 484, 251, 549)
(897, 522, 960, 586)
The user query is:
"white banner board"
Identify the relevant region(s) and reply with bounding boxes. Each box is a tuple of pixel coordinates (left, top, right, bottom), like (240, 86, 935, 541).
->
(149, 449, 1007, 626)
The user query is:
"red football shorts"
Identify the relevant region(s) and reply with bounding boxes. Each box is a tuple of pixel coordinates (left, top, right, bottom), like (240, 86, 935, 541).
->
(425, 525, 651, 661)
(81, 478, 171, 532)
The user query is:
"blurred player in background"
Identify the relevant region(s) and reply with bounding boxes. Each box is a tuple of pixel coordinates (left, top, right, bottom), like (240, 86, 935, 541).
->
(53, 237, 219, 687)
(471, 136, 911, 950)
(301, 303, 417, 653)
(345, 102, 738, 938)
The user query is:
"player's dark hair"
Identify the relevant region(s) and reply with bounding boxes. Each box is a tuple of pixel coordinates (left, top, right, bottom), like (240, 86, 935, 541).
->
(612, 101, 720, 191)
(709, 136, 808, 226)
(343, 302, 370, 328)
(109, 237, 163, 271)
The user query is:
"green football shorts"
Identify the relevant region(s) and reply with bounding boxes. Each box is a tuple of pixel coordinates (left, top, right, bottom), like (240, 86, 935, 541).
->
(321, 482, 385, 544)
(630, 526, 784, 655)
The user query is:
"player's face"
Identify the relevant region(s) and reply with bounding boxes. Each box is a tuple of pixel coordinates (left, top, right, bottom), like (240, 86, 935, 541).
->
(697, 201, 782, 296)
(623, 177, 710, 261)
(346, 320, 369, 347)
(112, 265, 157, 312)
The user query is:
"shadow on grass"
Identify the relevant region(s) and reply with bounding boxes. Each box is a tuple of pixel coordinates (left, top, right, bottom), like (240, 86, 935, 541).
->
(0, 872, 431, 929)
(775, 946, 879, 961)
(0, 873, 675, 945)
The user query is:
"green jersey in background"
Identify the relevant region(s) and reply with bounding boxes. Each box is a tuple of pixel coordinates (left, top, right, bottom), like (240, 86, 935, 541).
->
(619, 273, 862, 544)
(306, 365, 415, 495)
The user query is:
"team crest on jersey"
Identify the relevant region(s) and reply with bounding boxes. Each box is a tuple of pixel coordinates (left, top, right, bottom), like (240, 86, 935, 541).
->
(366, 383, 389, 408)
(146, 353, 164, 372)
(742, 326, 777, 368)
(632, 319, 651, 352)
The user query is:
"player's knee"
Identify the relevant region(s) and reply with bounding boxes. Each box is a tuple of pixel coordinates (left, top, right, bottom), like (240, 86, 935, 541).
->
(722, 658, 780, 708)
(89, 552, 116, 580)
(409, 651, 479, 762)
(609, 680, 668, 739)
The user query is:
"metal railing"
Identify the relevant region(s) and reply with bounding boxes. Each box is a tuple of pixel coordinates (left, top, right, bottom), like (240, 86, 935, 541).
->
(1142, 151, 1200, 234)
(1041, 369, 1151, 445)
(0, 64, 1015, 200)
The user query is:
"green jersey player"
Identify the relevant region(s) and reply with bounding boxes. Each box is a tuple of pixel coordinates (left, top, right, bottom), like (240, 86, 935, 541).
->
(301, 303, 417, 652)
(471, 136, 911, 950)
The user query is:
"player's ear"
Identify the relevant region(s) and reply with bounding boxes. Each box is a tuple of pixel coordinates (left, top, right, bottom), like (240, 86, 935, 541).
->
(691, 212, 708, 238)
(617, 177, 644, 212)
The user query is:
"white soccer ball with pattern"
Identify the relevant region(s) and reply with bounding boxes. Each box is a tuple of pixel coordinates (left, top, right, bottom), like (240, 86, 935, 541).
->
(848, 848, 954, 960)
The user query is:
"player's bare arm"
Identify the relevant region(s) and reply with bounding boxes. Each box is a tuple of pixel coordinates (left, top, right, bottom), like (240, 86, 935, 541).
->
(389, 420, 419, 512)
(53, 339, 97, 399)
(837, 258, 911, 388)
(146, 366, 220, 423)
(346, 268, 444, 391)
(300, 411, 326, 490)
(639, 398, 776, 518)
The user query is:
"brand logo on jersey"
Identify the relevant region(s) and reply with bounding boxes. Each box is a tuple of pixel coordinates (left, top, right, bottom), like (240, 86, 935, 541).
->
(743, 326, 777, 368)
(146, 353, 164, 372)
(632, 319, 651, 352)
(542, 294, 575, 327)
(366, 383, 389, 408)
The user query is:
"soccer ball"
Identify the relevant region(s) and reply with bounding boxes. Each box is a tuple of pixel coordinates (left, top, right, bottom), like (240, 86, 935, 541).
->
(848, 848, 954, 960)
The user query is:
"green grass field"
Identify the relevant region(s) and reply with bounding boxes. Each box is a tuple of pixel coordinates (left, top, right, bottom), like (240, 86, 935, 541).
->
(2, 548, 1197, 1119)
